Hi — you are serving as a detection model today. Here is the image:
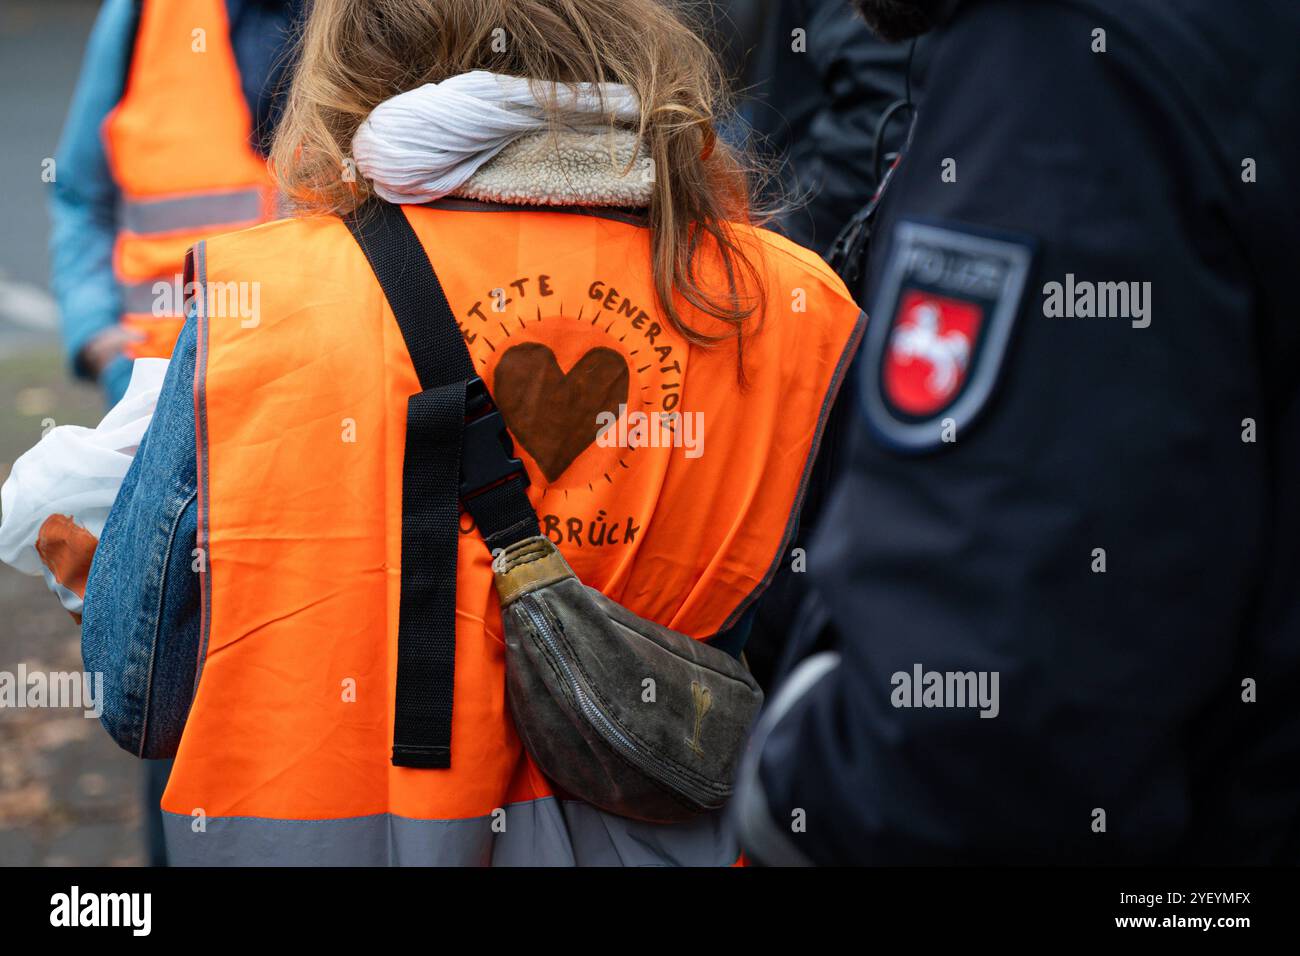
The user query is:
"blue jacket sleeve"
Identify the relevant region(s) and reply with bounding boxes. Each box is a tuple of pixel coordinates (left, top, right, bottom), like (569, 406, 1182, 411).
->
(48, 0, 137, 382)
(82, 316, 201, 760)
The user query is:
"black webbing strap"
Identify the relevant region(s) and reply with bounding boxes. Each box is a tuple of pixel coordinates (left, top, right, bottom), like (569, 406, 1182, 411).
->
(464, 472, 543, 553)
(343, 199, 537, 769)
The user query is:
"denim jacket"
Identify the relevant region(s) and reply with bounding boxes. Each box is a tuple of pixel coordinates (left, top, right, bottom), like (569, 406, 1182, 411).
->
(82, 316, 202, 758)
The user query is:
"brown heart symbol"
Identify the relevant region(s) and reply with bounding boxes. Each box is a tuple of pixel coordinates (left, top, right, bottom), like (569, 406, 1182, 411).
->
(493, 342, 629, 482)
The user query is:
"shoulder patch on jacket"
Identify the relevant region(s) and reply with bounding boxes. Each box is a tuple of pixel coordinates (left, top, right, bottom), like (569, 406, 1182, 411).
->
(859, 220, 1034, 453)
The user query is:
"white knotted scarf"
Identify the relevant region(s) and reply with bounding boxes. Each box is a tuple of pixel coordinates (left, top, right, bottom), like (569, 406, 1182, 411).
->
(352, 70, 642, 203)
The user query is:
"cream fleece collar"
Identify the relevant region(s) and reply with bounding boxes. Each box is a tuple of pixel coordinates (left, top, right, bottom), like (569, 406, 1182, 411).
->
(449, 128, 653, 208)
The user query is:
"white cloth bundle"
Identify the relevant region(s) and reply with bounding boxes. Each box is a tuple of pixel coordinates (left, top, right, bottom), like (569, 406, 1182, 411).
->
(0, 359, 168, 614)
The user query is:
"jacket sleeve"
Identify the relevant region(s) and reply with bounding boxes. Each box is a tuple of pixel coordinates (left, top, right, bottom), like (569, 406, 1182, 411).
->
(82, 316, 201, 760)
(47, 0, 136, 382)
(737, 1, 1277, 864)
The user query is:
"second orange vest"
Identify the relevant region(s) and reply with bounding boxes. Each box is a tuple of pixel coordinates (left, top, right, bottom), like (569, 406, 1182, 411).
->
(101, 0, 276, 360)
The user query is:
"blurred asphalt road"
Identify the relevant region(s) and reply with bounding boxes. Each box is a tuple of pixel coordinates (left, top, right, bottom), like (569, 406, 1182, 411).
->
(1, 1, 145, 865)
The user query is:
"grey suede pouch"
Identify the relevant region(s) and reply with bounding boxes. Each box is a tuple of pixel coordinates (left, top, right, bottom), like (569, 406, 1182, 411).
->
(493, 536, 764, 823)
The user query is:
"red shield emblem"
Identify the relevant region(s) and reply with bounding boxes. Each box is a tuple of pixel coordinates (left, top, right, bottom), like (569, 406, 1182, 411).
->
(882, 290, 984, 417)
(862, 221, 1034, 452)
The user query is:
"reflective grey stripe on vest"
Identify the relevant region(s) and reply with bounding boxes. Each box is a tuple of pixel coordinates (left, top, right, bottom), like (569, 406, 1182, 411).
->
(162, 797, 738, 867)
(120, 187, 264, 235)
(121, 279, 182, 317)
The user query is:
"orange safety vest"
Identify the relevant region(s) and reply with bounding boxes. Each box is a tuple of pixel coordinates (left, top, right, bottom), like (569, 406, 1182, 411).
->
(163, 202, 865, 865)
(101, 0, 275, 360)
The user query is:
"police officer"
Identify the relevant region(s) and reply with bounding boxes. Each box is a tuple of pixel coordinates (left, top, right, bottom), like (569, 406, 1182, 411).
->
(734, 0, 1300, 864)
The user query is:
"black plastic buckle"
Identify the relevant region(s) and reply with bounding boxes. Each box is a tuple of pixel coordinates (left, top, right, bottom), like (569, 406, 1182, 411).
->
(459, 377, 527, 500)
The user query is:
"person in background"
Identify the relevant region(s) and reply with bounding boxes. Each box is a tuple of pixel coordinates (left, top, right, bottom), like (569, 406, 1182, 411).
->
(49, 0, 301, 405)
(735, 0, 1300, 864)
(47, 0, 302, 865)
(738, 0, 921, 254)
(715, 0, 924, 689)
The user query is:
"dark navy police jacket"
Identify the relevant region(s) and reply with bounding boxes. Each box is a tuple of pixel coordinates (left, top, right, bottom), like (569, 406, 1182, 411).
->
(736, 0, 1300, 865)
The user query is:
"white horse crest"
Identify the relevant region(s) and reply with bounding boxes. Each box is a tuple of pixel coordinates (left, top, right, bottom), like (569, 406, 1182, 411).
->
(889, 301, 971, 399)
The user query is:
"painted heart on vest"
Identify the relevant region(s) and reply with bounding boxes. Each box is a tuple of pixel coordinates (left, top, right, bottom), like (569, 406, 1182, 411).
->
(493, 342, 629, 482)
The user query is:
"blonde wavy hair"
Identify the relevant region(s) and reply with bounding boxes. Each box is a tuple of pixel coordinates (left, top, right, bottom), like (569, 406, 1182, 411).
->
(269, 0, 767, 370)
